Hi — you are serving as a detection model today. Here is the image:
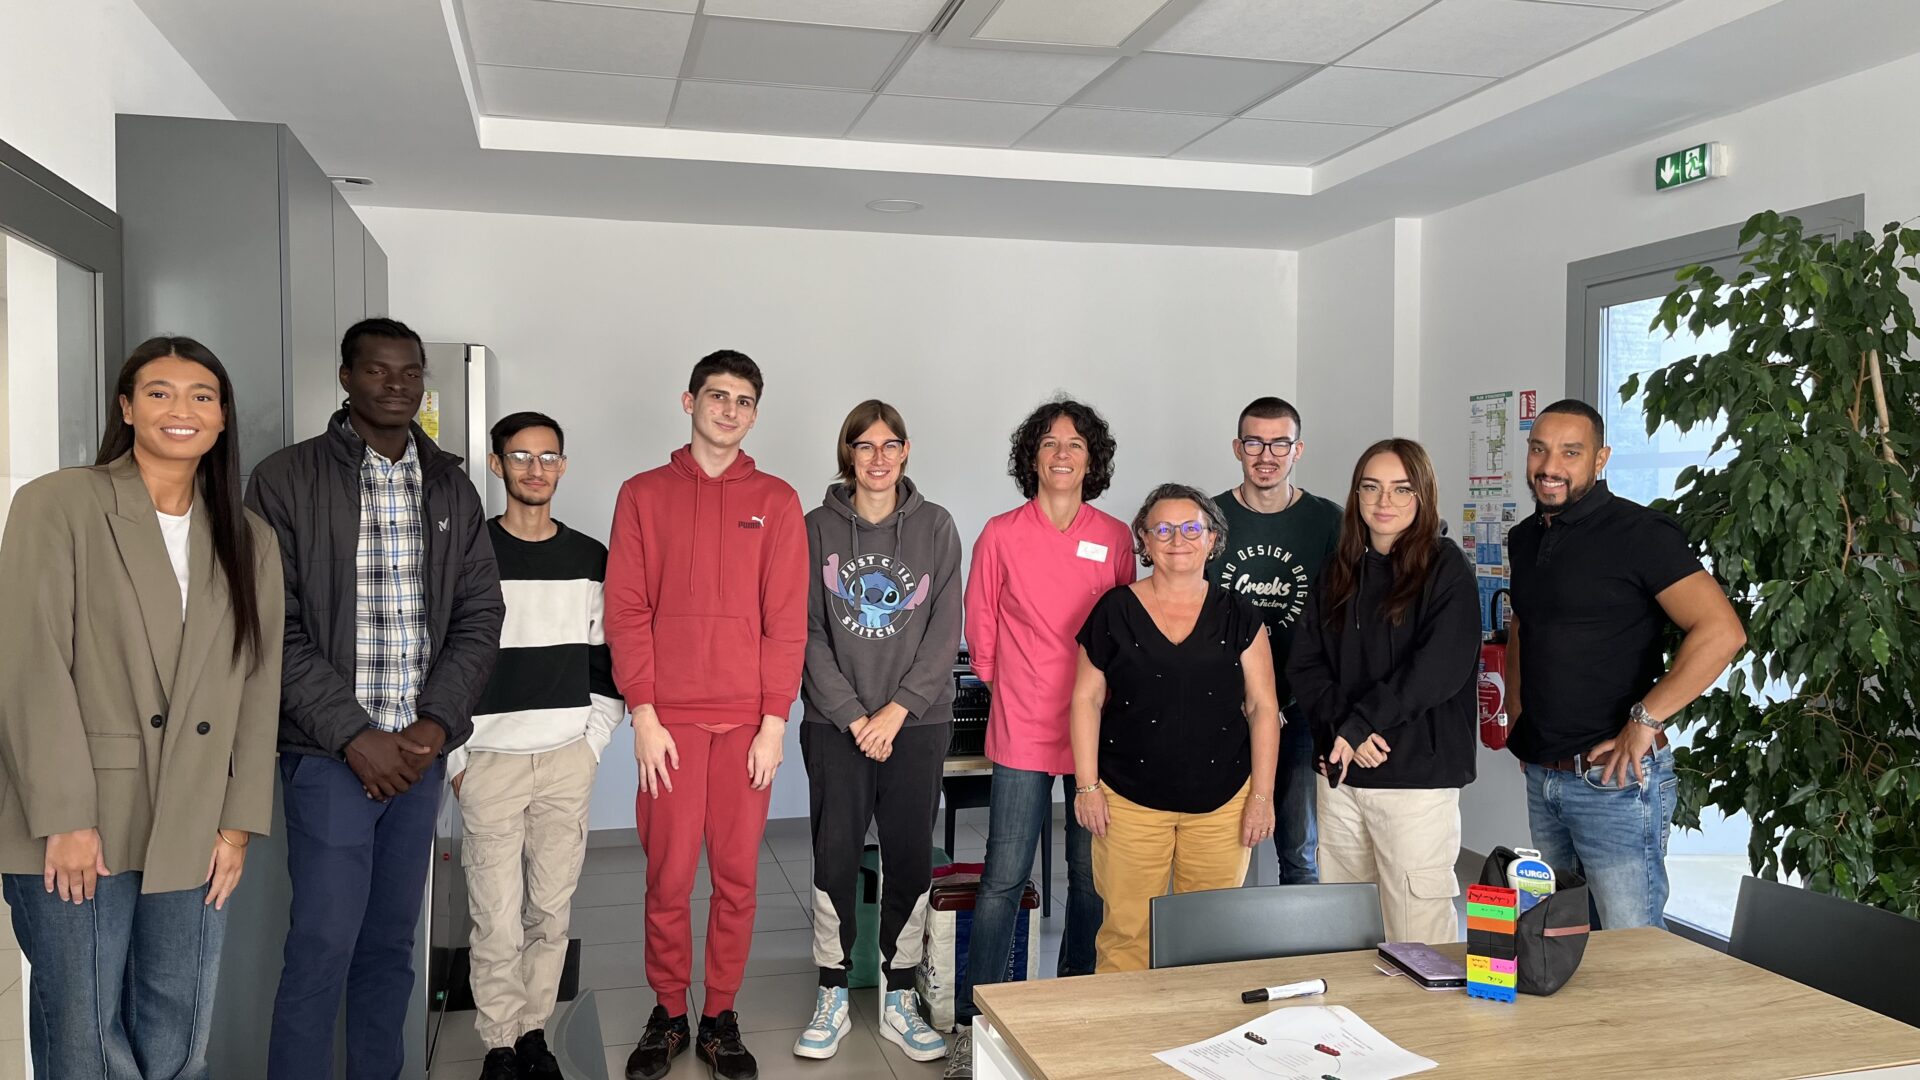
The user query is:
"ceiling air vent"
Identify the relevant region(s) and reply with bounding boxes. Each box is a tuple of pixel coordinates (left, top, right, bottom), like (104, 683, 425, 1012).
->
(931, 0, 1203, 57)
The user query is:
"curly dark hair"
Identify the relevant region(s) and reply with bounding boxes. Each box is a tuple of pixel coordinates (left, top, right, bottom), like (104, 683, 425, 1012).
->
(1007, 397, 1117, 501)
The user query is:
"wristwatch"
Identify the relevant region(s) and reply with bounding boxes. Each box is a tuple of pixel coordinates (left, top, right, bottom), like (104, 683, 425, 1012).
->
(1628, 701, 1663, 731)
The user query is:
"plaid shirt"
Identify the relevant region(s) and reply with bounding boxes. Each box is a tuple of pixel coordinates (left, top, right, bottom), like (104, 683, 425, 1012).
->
(354, 437, 432, 733)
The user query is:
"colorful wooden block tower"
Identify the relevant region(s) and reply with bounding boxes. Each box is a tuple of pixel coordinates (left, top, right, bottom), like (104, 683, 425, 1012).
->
(1466, 884, 1519, 1003)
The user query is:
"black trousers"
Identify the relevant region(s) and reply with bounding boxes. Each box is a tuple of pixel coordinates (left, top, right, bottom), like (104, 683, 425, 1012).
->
(801, 720, 950, 991)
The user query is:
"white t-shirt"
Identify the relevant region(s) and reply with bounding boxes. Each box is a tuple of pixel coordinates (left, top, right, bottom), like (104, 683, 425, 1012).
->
(156, 507, 191, 620)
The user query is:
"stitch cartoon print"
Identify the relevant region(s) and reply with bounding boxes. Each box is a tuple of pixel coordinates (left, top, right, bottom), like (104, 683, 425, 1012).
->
(822, 552, 929, 639)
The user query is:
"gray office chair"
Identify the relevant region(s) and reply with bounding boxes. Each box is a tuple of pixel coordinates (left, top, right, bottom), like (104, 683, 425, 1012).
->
(1149, 883, 1387, 969)
(1728, 876, 1920, 1028)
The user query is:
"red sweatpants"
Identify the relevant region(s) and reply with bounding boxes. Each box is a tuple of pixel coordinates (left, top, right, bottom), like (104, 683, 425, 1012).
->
(635, 724, 773, 1016)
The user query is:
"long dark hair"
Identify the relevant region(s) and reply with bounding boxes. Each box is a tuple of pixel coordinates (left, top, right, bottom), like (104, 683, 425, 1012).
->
(1322, 438, 1443, 629)
(96, 337, 264, 671)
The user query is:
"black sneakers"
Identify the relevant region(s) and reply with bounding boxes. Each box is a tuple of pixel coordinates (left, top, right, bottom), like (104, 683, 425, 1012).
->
(696, 1011, 758, 1080)
(625, 1006, 690, 1080)
(478, 1047, 520, 1080)
(516, 1028, 562, 1080)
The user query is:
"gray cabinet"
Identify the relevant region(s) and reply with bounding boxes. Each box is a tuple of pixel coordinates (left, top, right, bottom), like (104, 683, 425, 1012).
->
(366, 231, 389, 318)
(116, 114, 387, 472)
(115, 114, 405, 1079)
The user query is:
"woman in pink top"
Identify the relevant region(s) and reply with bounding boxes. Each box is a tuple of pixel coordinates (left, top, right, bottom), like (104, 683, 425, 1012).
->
(951, 399, 1133, 1066)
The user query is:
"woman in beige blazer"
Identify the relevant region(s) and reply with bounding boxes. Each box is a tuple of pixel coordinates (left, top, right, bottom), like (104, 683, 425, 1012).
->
(0, 336, 283, 1080)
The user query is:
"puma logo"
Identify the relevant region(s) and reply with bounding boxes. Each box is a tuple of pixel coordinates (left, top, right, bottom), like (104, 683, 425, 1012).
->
(739, 515, 766, 529)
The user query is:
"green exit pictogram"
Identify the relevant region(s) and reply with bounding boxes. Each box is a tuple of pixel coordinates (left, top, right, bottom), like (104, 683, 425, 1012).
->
(1655, 142, 1723, 191)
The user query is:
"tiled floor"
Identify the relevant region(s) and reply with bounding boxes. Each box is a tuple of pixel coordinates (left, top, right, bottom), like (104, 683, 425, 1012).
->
(429, 807, 1269, 1080)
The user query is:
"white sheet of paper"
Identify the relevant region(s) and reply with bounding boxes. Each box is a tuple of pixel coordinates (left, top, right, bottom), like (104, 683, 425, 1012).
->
(1153, 1005, 1436, 1080)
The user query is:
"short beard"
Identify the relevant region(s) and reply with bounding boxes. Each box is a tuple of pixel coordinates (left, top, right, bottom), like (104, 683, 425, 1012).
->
(1531, 473, 1594, 509)
(1243, 462, 1291, 489)
(507, 482, 553, 507)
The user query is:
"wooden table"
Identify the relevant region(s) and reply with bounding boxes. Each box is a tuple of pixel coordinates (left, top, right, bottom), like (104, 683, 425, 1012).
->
(972, 928, 1920, 1080)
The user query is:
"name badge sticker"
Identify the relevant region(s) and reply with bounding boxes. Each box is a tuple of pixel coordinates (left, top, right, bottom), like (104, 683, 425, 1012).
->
(1075, 540, 1109, 563)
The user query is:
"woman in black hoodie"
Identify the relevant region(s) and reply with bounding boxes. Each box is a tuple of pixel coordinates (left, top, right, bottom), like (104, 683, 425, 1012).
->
(1286, 438, 1480, 944)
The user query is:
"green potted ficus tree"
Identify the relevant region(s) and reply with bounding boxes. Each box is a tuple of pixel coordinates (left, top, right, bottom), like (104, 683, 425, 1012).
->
(1630, 211, 1919, 917)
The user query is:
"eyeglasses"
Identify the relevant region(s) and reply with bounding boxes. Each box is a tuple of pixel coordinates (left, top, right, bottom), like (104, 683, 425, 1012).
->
(503, 451, 565, 470)
(849, 439, 906, 460)
(1356, 482, 1418, 508)
(1239, 436, 1297, 457)
(1146, 520, 1209, 543)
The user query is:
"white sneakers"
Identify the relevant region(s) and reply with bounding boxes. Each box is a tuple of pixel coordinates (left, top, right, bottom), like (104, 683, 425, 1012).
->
(792, 985, 851, 1059)
(792, 984, 952, 1064)
(879, 989, 949, 1062)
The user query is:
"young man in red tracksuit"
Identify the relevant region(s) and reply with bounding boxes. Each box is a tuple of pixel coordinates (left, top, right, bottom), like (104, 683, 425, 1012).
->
(605, 350, 807, 1080)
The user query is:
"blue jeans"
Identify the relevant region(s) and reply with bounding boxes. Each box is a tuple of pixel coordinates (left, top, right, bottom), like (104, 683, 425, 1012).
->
(1273, 708, 1318, 884)
(958, 766, 1098, 1023)
(3, 871, 225, 1080)
(1524, 746, 1677, 929)
(269, 752, 442, 1080)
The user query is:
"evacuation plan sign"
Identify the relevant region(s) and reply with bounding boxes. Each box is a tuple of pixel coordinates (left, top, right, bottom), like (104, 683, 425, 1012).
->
(1655, 142, 1723, 191)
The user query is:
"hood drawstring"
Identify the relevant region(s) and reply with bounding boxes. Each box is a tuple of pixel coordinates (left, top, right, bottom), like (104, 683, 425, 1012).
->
(1355, 552, 1366, 632)
(839, 488, 912, 600)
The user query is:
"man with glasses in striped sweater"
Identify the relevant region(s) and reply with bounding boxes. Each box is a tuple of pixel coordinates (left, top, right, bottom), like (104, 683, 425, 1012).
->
(456, 411, 625, 1080)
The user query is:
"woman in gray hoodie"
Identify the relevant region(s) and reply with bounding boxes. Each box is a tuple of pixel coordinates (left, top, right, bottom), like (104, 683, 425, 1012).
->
(792, 399, 963, 1065)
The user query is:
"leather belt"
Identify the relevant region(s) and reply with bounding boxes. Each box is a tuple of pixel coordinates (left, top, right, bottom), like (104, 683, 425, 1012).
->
(1538, 729, 1668, 774)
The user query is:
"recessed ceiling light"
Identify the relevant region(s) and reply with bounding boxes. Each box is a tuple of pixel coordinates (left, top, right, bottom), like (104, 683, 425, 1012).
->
(328, 175, 376, 187)
(867, 199, 923, 213)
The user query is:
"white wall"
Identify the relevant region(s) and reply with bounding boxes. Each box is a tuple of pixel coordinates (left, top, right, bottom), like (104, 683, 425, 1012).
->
(1, 0, 231, 534)
(361, 205, 1298, 829)
(1418, 49, 1920, 855)
(1295, 219, 1424, 498)
(0, 0, 232, 210)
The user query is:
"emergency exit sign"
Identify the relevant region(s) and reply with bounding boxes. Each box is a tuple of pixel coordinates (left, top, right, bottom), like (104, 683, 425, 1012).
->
(1655, 142, 1724, 191)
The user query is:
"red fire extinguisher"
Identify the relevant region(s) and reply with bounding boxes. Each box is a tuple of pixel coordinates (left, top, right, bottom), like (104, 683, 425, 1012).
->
(1479, 588, 1512, 750)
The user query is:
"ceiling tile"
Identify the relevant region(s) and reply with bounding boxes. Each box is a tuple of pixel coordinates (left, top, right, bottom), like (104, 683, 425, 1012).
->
(1340, 0, 1637, 77)
(1016, 107, 1226, 157)
(475, 64, 676, 125)
(848, 95, 1054, 147)
(1149, 0, 1432, 64)
(1174, 117, 1380, 164)
(1246, 66, 1491, 126)
(1073, 52, 1315, 114)
(882, 40, 1116, 105)
(669, 80, 871, 137)
(977, 0, 1172, 49)
(1533, 0, 1670, 7)
(699, 0, 947, 32)
(542, 0, 697, 12)
(460, 0, 693, 77)
(688, 17, 914, 91)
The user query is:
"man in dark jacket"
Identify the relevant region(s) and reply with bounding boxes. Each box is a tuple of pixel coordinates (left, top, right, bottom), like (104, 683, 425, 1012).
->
(248, 317, 503, 1080)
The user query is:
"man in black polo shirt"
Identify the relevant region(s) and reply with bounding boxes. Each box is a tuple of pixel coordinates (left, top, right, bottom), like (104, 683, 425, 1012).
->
(1506, 399, 1744, 929)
